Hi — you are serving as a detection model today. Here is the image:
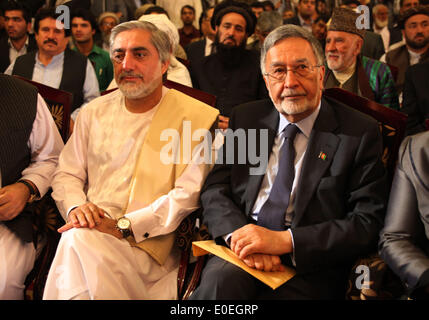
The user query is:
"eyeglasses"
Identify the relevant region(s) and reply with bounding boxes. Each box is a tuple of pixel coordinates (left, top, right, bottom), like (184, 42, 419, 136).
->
(101, 22, 116, 27)
(264, 64, 322, 81)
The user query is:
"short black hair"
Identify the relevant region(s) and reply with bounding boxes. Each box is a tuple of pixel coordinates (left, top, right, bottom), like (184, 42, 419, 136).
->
(144, 5, 170, 18)
(250, 2, 265, 10)
(34, 7, 71, 37)
(3, 0, 32, 23)
(71, 7, 97, 30)
(181, 5, 195, 15)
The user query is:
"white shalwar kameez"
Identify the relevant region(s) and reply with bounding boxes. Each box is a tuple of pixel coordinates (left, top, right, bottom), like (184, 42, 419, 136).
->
(43, 88, 219, 300)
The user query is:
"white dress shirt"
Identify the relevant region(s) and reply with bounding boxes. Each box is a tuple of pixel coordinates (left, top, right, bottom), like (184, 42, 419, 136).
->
(224, 104, 321, 259)
(8, 37, 30, 66)
(22, 94, 65, 197)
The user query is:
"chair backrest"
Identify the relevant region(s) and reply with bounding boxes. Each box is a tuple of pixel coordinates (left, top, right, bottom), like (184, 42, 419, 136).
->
(13, 75, 72, 142)
(324, 87, 407, 181)
(101, 80, 217, 108)
(164, 79, 217, 107)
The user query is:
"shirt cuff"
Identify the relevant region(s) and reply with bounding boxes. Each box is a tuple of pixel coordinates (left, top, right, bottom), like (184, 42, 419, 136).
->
(125, 206, 159, 243)
(288, 228, 296, 267)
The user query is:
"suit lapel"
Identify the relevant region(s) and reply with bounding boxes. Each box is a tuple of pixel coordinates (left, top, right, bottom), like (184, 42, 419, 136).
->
(292, 98, 340, 226)
(244, 101, 279, 215)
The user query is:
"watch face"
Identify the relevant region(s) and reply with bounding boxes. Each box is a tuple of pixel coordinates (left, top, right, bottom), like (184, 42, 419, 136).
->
(117, 218, 131, 230)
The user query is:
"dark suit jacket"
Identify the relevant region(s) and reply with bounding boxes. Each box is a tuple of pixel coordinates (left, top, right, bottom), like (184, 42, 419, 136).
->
(379, 132, 429, 298)
(185, 38, 206, 65)
(402, 61, 429, 135)
(283, 16, 301, 26)
(200, 96, 388, 297)
(362, 31, 385, 61)
(386, 44, 429, 95)
(189, 49, 268, 117)
(0, 34, 37, 73)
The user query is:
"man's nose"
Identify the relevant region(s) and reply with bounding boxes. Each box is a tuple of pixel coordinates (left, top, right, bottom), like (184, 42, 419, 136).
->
(325, 40, 335, 51)
(121, 52, 136, 70)
(284, 69, 300, 88)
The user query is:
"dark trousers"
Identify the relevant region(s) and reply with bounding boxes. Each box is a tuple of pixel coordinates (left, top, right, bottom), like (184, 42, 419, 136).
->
(189, 255, 347, 300)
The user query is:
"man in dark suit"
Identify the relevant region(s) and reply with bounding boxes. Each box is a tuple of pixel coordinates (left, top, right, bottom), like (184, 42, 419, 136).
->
(283, 0, 316, 33)
(402, 60, 429, 135)
(185, 6, 215, 64)
(0, 1, 36, 72)
(189, 1, 268, 128)
(384, 6, 429, 99)
(379, 132, 429, 299)
(190, 24, 388, 300)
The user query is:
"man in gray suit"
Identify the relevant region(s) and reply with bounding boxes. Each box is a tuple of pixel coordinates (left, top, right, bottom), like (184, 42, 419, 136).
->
(379, 131, 429, 299)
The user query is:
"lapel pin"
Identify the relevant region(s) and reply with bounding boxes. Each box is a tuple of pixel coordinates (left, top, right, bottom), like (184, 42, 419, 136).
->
(318, 151, 327, 161)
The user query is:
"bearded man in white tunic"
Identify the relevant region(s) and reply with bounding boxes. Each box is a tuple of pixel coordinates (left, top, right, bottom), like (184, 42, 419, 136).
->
(43, 20, 219, 300)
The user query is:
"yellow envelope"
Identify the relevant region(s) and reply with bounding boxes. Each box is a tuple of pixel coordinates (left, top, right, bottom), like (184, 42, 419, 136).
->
(192, 240, 296, 290)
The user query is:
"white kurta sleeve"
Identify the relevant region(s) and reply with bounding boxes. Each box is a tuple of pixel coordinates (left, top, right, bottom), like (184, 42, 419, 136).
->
(125, 131, 224, 243)
(21, 94, 64, 197)
(51, 105, 90, 221)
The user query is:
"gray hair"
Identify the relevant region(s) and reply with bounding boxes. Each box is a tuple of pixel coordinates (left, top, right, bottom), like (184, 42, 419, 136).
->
(109, 20, 172, 64)
(260, 24, 325, 74)
(257, 11, 283, 33)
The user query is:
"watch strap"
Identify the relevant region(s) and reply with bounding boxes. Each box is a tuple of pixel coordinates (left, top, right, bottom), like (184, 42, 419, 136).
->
(17, 179, 38, 202)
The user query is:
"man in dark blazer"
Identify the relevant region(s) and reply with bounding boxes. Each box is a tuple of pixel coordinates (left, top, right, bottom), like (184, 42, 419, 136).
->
(190, 24, 388, 300)
(0, 1, 37, 72)
(283, 0, 316, 33)
(379, 132, 429, 299)
(189, 1, 268, 127)
(402, 60, 429, 135)
(185, 6, 215, 64)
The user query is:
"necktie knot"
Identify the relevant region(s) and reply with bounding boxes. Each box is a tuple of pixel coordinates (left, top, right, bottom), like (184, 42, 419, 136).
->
(283, 124, 300, 140)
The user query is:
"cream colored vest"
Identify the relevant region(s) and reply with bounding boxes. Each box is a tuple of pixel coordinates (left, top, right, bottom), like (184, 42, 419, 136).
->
(124, 89, 219, 265)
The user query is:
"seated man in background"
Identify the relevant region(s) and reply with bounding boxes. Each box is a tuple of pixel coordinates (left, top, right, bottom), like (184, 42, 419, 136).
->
(324, 7, 399, 110)
(247, 10, 283, 52)
(178, 5, 201, 49)
(95, 12, 119, 52)
(401, 60, 429, 135)
(190, 0, 268, 129)
(0, 1, 37, 73)
(379, 131, 429, 299)
(0, 74, 64, 299)
(190, 25, 388, 300)
(185, 6, 216, 64)
(43, 20, 219, 300)
(70, 8, 114, 92)
(5, 7, 100, 120)
(382, 6, 429, 102)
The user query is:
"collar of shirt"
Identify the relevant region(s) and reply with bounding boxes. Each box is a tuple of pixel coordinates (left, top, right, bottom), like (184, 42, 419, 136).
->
(205, 37, 214, 56)
(298, 14, 313, 30)
(35, 50, 65, 67)
(408, 48, 421, 65)
(8, 35, 29, 50)
(277, 101, 322, 139)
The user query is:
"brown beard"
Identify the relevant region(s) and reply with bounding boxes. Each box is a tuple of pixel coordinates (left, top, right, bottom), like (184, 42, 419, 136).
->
(214, 32, 247, 67)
